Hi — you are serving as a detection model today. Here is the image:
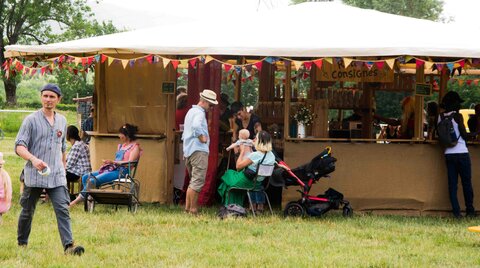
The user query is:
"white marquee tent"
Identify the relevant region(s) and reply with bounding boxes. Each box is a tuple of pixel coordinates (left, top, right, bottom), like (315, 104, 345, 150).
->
(5, 2, 480, 59)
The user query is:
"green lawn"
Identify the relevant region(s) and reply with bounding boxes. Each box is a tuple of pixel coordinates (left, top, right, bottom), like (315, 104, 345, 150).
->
(1, 118, 480, 267)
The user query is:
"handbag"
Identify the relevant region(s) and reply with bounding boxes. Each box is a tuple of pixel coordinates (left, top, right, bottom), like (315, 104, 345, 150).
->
(98, 163, 117, 174)
(243, 153, 267, 181)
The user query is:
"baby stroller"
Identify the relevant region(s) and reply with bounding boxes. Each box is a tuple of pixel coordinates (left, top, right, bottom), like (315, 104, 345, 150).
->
(271, 146, 353, 217)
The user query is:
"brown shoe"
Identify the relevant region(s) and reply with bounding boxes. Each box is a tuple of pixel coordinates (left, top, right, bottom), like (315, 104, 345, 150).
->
(64, 244, 85, 256)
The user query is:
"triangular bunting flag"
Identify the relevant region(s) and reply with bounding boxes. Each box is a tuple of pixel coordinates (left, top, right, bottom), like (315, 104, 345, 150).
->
(405, 56, 413, 63)
(425, 61, 434, 71)
(302, 72, 309, 80)
(304, 61, 312, 71)
(205, 56, 215, 64)
(189, 58, 198, 68)
(87, 57, 94, 65)
(343, 58, 353, 68)
(178, 60, 188, 69)
(385, 58, 395, 69)
(375, 62, 385, 70)
(474, 79, 479, 86)
(163, 58, 171, 68)
(416, 59, 424, 68)
(253, 61, 263, 71)
(324, 58, 333, 65)
(129, 60, 135, 68)
(108, 57, 114, 66)
(171, 60, 180, 69)
(234, 66, 242, 75)
(40, 67, 46, 75)
(264, 57, 278, 64)
(458, 59, 465, 68)
(73, 69, 78, 75)
(223, 64, 232, 72)
(146, 55, 153, 64)
(94, 55, 100, 62)
(137, 58, 145, 65)
(458, 79, 465, 86)
(446, 63, 454, 71)
(313, 59, 323, 70)
(467, 80, 473, 86)
(101, 54, 107, 63)
(121, 59, 128, 69)
(81, 58, 87, 67)
(293, 61, 303, 70)
(436, 63, 444, 72)
(366, 62, 373, 70)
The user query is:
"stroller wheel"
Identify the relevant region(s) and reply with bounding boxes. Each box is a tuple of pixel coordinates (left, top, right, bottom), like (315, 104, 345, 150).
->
(342, 203, 353, 217)
(284, 202, 305, 217)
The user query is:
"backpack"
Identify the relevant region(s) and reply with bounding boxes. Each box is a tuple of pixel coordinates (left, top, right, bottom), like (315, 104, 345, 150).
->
(437, 113, 460, 148)
(217, 204, 247, 219)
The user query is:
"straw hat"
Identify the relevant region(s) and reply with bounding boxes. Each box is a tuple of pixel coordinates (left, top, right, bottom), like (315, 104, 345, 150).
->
(199, 89, 218, 105)
(0, 152, 5, 165)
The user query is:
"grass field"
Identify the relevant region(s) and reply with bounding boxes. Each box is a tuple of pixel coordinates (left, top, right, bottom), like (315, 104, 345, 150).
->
(1, 115, 480, 267)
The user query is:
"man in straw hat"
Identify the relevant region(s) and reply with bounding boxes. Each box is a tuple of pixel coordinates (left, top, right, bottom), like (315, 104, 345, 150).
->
(15, 84, 85, 255)
(182, 89, 218, 215)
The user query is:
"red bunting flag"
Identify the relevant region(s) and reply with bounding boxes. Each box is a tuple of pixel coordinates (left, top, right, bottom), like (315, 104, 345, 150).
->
(101, 54, 107, 63)
(15, 61, 23, 71)
(467, 80, 473, 86)
(313, 59, 323, 70)
(458, 59, 465, 68)
(189, 58, 198, 68)
(302, 72, 309, 80)
(40, 67, 46, 75)
(253, 61, 262, 72)
(415, 59, 424, 68)
(171, 60, 180, 69)
(474, 79, 479, 86)
(87, 57, 94, 65)
(375, 62, 385, 70)
(224, 64, 232, 72)
(81, 58, 87, 67)
(73, 69, 78, 75)
(146, 54, 153, 64)
(59, 55, 65, 63)
(304, 61, 313, 71)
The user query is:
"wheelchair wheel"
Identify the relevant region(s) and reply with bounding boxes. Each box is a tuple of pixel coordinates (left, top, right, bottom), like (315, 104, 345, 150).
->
(128, 184, 139, 213)
(284, 201, 305, 217)
(342, 203, 353, 217)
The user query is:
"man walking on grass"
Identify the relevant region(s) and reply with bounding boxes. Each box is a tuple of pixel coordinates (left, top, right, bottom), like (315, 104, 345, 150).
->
(182, 89, 218, 215)
(15, 84, 85, 255)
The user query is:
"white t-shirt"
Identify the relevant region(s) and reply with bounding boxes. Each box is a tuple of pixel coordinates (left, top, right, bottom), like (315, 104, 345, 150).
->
(438, 111, 468, 154)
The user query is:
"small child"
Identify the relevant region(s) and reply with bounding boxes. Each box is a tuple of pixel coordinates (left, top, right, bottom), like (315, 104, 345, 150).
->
(226, 129, 254, 160)
(0, 152, 12, 224)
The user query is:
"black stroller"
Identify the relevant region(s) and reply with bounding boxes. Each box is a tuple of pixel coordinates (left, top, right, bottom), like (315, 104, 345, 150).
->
(270, 146, 353, 217)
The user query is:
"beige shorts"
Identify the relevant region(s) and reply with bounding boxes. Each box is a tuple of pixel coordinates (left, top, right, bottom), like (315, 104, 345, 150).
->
(186, 151, 208, 192)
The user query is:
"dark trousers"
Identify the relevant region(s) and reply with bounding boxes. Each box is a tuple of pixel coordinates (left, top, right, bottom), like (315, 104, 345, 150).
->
(18, 185, 73, 248)
(445, 153, 475, 216)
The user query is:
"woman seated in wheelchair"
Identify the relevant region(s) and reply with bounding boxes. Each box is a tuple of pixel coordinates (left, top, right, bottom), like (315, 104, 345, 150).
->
(70, 124, 141, 207)
(218, 130, 275, 209)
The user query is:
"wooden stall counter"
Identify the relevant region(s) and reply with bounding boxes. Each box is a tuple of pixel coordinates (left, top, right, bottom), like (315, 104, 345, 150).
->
(283, 140, 480, 216)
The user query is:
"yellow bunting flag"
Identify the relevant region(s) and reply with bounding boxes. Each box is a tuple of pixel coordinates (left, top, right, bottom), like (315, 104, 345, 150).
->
(74, 57, 82, 66)
(293, 61, 303, 70)
(108, 57, 114, 66)
(385, 58, 395, 70)
(324, 57, 333, 65)
(425, 61, 434, 70)
(458, 80, 465, 86)
(405, 56, 413, 63)
(163, 58, 171, 68)
(178, 60, 188, 69)
(121, 59, 128, 69)
(343, 58, 353, 68)
(205, 56, 215, 64)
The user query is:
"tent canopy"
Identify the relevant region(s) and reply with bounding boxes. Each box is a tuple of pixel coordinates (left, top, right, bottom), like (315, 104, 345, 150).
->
(5, 2, 480, 59)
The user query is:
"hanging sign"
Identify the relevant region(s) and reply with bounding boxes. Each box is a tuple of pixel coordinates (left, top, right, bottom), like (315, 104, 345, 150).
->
(415, 83, 432, 96)
(316, 61, 394, 82)
(162, 82, 176, 94)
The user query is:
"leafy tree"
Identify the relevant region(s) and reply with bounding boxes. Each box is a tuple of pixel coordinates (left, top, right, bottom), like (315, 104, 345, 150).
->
(0, 0, 118, 106)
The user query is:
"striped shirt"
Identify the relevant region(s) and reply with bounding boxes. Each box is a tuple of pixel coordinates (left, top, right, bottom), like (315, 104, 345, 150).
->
(66, 140, 91, 177)
(15, 110, 67, 188)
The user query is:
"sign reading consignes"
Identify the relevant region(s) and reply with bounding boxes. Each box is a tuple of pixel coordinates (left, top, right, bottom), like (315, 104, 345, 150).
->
(316, 62, 394, 83)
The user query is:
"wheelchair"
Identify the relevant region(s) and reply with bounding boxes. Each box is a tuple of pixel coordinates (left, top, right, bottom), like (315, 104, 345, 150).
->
(83, 160, 140, 213)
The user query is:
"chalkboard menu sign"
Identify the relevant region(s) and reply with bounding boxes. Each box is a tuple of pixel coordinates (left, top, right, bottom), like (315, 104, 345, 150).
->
(162, 82, 175, 94)
(415, 83, 432, 96)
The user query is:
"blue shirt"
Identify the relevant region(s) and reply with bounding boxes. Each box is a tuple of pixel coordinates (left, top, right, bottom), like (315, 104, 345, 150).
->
(247, 151, 276, 182)
(182, 105, 209, 158)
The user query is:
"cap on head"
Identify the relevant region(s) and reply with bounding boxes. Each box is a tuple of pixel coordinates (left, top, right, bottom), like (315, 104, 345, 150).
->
(41, 83, 62, 97)
(441, 91, 464, 106)
(199, 89, 218, 105)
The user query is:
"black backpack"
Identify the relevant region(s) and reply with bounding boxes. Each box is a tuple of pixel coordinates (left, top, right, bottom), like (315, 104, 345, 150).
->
(437, 113, 459, 148)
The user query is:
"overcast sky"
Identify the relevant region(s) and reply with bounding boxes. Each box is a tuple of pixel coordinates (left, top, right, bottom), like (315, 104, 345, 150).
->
(87, 0, 480, 30)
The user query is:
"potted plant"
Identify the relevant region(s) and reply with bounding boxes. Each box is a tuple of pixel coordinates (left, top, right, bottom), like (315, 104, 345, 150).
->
(293, 104, 315, 138)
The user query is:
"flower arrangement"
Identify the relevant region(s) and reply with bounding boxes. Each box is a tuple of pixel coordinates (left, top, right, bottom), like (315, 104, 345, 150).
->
(293, 104, 315, 126)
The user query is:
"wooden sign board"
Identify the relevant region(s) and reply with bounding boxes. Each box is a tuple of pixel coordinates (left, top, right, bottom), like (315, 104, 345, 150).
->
(415, 83, 432, 96)
(316, 61, 394, 83)
(162, 82, 175, 94)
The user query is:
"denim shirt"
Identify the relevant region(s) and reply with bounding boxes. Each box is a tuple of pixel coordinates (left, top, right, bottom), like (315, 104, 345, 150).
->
(182, 105, 209, 158)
